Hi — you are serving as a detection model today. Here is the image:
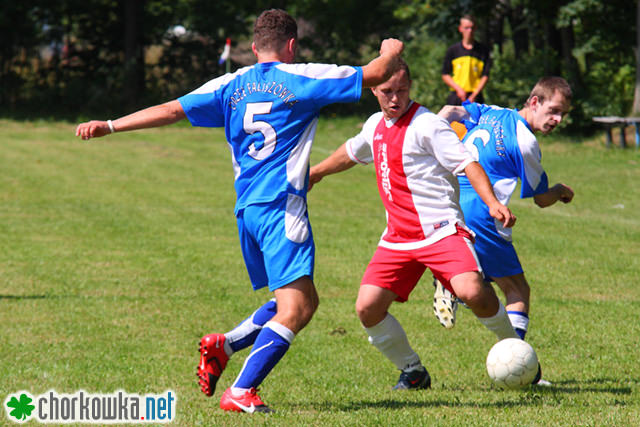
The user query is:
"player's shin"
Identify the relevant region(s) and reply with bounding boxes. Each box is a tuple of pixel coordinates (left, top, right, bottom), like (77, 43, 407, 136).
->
(476, 300, 519, 340)
(365, 313, 421, 370)
(230, 321, 294, 392)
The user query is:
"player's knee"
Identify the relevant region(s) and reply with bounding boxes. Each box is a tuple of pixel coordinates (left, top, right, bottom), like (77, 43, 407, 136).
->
(456, 281, 496, 311)
(354, 298, 372, 322)
(355, 300, 383, 327)
(274, 297, 317, 333)
(296, 298, 318, 326)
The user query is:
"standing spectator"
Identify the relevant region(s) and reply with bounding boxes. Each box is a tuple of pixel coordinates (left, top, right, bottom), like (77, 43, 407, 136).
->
(442, 15, 492, 105)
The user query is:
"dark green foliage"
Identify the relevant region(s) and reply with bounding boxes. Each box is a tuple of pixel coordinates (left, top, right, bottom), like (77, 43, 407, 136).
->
(0, 0, 637, 132)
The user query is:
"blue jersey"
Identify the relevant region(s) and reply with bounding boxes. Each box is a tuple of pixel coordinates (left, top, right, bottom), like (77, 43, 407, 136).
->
(178, 62, 362, 214)
(457, 102, 548, 278)
(458, 102, 548, 206)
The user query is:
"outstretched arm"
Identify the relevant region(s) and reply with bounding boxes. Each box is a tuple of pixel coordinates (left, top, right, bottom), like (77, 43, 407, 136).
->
(75, 100, 186, 140)
(464, 161, 516, 228)
(309, 143, 357, 190)
(534, 183, 574, 208)
(361, 38, 404, 88)
(438, 105, 470, 123)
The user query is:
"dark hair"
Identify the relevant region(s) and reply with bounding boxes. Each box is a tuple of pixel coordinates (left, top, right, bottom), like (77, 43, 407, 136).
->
(253, 9, 297, 52)
(525, 76, 572, 107)
(460, 14, 476, 24)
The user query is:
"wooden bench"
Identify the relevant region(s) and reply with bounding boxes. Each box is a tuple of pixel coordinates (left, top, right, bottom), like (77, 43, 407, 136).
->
(592, 116, 640, 148)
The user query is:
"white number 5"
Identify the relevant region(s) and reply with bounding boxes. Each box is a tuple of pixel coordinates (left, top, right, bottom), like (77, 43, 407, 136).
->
(244, 102, 277, 160)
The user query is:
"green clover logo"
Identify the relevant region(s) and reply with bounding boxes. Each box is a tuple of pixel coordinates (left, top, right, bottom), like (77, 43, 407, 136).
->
(5, 393, 35, 422)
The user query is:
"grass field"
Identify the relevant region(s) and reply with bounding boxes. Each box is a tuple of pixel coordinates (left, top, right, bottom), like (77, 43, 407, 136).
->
(1, 117, 639, 426)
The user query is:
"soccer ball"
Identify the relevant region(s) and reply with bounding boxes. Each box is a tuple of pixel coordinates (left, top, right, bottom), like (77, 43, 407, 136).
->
(486, 338, 538, 389)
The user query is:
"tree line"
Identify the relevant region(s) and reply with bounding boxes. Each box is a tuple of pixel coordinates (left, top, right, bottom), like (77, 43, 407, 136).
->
(1, 0, 636, 133)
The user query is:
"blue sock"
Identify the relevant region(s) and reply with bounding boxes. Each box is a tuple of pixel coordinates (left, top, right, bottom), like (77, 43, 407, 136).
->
(225, 299, 277, 353)
(232, 321, 294, 389)
(507, 310, 529, 340)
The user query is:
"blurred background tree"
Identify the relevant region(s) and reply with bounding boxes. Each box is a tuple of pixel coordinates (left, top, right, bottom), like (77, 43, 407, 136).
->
(0, 0, 636, 133)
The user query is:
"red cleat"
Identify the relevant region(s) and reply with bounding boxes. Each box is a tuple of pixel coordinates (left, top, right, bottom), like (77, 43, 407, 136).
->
(219, 387, 272, 413)
(197, 334, 229, 397)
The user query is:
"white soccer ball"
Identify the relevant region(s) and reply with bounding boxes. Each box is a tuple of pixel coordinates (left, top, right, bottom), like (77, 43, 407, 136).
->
(486, 338, 539, 389)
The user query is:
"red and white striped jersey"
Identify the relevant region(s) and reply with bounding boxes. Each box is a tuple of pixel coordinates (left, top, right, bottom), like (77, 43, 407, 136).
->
(346, 102, 475, 250)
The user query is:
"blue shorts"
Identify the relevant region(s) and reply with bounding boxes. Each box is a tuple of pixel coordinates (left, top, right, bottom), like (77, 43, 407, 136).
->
(236, 194, 315, 292)
(460, 192, 523, 279)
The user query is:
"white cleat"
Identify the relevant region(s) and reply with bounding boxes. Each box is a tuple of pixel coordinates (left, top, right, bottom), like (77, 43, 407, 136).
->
(432, 278, 457, 329)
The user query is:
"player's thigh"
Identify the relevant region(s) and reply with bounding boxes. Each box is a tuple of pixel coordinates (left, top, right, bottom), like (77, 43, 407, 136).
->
(237, 212, 268, 290)
(449, 270, 494, 303)
(361, 246, 425, 303)
(462, 196, 523, 279)
(246, 195, 315, 292)
(474, 231, 523, 278)
(419, 228, 481, 297)
(492, 273, 530, 297)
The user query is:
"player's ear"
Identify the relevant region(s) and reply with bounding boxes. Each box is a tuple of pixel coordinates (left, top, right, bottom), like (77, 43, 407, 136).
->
(287, 38, 296, 56)
(251, 42, 258, 58)
(529, 95, 540, 111)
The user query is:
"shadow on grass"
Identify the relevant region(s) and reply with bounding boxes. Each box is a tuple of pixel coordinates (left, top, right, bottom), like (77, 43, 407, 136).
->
(538, 378, 635, 395)
(0, 294, 47, 300)
(300, 378, 637, 413)
(315, 398, 532, 412)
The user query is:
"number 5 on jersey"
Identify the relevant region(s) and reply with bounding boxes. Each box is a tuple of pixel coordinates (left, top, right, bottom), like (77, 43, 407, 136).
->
(245, 102, 277, 160)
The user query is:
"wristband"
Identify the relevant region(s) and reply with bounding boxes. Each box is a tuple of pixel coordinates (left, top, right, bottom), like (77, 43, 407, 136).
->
(107, 120, 115, 133)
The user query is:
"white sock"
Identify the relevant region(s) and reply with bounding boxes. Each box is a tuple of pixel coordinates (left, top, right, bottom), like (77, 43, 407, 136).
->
(477, 301, 519, 340)
(230, 387, 249, 396)
(364, 313, 421, 371)
(507, 311, 529, 331)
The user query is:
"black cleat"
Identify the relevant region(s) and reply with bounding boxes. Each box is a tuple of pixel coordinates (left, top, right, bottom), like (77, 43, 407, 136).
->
(392, 367, 431, 390)
(531, 363, 552, 386)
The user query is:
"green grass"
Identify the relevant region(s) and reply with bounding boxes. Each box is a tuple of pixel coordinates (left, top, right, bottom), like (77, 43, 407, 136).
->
(1, 117, 639, 426)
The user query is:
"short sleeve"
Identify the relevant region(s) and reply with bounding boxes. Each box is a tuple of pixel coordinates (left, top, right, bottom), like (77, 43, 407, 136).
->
(481, 44, 492, 76)
(442, 46, 454, 75)
(419, 114, 475, 175)
(345, 113, 379, 164)
(275, 63, 363, 110)
(178, 74, 234, 128)
(514, 119, 549, 197)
